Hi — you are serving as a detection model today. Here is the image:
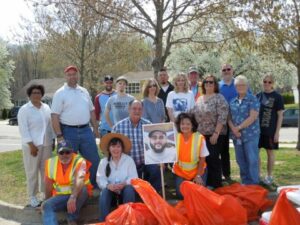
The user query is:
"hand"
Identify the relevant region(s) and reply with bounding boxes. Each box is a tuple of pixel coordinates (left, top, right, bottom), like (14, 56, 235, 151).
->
(67, 196, 77, 214)
(193, 175, 204, 186)
(274, 132, 279, 143)
(114, 183, 126, 192)
(29, 145, 39, 157)
(231, 126, 239, 134)
(234, 131, 241, 138)
(94, 129, 100, 139)
(209, 133, 219, 145)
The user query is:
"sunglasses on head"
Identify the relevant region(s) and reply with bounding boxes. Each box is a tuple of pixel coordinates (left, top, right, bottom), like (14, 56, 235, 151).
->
(58, 150, 72, 155)
(104, 77, 113, 82)
(263, 80, 272, 84)
(222, 68, 231, 72)
(204, 80, 214, 84)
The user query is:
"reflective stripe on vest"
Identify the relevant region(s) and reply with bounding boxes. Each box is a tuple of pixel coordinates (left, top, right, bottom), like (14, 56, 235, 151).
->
(176, 133, 202, 171)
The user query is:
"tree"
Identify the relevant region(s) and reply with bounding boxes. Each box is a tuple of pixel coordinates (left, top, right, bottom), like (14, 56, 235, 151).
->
(83, 0, 236, 76)
(242, 0, 300, 149)
(0, 40, 14, 110)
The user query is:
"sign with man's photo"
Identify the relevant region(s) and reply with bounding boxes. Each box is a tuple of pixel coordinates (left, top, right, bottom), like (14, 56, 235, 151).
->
(142, 123, 177, 165)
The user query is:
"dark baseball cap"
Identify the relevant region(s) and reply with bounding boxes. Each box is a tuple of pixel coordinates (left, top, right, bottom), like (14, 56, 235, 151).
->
(104, 75, 114, 82)
(57, 140, 73, 153)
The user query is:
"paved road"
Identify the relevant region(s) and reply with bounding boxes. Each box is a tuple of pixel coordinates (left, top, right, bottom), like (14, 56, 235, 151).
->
(0, 119, 298, 152)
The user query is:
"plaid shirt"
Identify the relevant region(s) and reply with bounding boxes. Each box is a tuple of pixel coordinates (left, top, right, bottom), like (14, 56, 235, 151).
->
(112, 117, 151, 166)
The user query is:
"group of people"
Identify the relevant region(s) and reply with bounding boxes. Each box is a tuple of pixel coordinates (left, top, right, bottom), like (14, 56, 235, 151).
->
(17, 63, 284, 224)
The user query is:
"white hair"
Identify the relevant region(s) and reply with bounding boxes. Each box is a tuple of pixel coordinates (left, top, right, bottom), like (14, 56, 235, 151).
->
(234, 75, 248, 86)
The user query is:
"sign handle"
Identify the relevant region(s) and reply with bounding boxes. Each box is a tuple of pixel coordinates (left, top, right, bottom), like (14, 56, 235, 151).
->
(160, 163, 166, 200)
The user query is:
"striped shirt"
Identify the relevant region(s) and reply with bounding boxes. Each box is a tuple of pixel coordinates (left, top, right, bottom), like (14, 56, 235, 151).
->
(112, 117, 151, 166)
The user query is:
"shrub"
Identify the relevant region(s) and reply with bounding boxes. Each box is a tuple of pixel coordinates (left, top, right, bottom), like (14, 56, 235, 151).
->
(282, 92, 295, 104)
(2, 109, 8, 120)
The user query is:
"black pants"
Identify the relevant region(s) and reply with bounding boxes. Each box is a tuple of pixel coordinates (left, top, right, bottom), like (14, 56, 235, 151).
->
(204, 134, 226, 188)
(220, 130, 231, 178)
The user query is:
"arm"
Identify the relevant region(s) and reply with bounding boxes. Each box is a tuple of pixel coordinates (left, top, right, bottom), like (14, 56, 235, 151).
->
(228, 114, 241, 138)
(51, 113, 63, 142)
(274, 110, 284, 142)
(44, 176, 54, 200)
(167, 108, 175, 122)
(90, 110, 100, 138)
(237, 109, 259, 131)
(94, 95, 101, 122)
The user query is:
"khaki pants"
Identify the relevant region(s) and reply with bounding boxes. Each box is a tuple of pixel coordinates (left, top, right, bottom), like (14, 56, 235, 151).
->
(22, 144, 52, 198)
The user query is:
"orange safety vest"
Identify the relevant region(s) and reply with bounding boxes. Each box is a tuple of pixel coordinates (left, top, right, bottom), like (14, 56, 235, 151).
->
(173, 132, 206, 180)
(45, 153, 93, 196)
(191, 82, 202, 101)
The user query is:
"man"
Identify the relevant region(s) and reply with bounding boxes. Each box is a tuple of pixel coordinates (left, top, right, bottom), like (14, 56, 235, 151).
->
(42, 140, 92, 225)
(51, 65, 100, 188)
(145, 129, 176, 165)
(218, 63, 235, 182)
(112, 100, 161, 192)
(105, 76, 135, 127)
(94, 75, 116, 137)
(157, 68, 174, 122)
(188, 66, 202, 101)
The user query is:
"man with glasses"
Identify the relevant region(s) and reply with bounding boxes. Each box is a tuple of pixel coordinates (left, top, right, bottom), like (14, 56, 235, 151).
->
(42, 140, 92, 225)
(94, 75, 116, 137)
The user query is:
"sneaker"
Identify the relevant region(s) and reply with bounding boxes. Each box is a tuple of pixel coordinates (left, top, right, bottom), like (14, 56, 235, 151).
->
(264, 176, 273, 185)
(30, 196, 41, 208)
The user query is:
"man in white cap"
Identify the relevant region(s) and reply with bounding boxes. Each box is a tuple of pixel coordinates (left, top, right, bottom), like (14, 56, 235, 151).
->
(188, 66, 202, 101)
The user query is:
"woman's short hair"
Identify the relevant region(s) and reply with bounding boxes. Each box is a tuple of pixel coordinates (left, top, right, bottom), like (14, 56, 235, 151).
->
(173, 73, 189, 93)
(175, 112, 198, 133)
(26, 84, 45, 97)
(234, 75, 248, 86)
(142, 78, 160, 98)
(201, 74, 219, 94)
(263, 74, 275, 83)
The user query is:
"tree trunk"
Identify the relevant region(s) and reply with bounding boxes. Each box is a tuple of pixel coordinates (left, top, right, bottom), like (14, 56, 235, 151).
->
(296, 64, 300, 150)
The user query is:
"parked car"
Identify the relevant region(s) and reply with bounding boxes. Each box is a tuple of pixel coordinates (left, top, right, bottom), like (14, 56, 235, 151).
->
(8, 106, 20, 126)
(282, 108, 299, 127)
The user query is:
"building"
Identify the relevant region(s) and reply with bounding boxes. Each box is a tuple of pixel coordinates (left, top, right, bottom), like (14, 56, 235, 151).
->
(122, 71, 154, 95)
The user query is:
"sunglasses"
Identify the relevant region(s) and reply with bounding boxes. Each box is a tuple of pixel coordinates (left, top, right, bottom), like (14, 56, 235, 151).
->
(263, 80, 272, 84)
(148, 84, 157, 88)
(222, 68, 231, 72)
(58, 150, 72, 155)
(204, 80, 214, 84)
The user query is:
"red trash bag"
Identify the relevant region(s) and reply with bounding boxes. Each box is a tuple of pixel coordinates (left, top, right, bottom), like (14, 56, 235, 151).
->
(131, 178, 189, 225)
(181, 181, 247, 225)
(269, 190, 300, 225)
(215, 183, 273, 221)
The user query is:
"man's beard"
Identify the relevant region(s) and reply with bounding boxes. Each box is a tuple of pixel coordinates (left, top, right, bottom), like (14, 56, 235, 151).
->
(150, 143, 166, 153)
(105, 86, 112, 92)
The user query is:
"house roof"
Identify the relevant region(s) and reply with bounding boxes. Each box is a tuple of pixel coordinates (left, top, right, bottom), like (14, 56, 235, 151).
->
(122, 71, 154, 82)
(13, 78, 65, 100)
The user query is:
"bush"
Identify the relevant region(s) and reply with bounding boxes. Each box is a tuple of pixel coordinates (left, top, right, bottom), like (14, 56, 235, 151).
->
(282, 92, 295, 104)
(2, 109, 8, 120)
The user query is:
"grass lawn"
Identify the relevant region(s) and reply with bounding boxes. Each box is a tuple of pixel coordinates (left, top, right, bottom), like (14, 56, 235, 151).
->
(0, 148, 300, 205)
(285, 103, 299, 109)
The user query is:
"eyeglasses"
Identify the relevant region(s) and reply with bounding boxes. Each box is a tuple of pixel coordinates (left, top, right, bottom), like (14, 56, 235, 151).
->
(222, 68, 231, 72)
(31, 91, 42, 95)
(263, 80, 272, 84)
(58, 150, 72, 155)
(204, 80, 214, 84)
(148, 84, 157, 88)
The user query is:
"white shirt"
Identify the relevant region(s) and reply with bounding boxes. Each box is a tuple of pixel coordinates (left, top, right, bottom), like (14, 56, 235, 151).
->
(96, 153, 138, 189)
(166, 91, 195, 118)
(199, 139, 209, 157)
(145, 146, 177, 165)
(51, 83, 94, 125)
(18, 101, 55, 146)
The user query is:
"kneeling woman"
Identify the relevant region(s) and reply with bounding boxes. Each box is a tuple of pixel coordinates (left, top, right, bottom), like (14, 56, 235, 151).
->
(96, 133, 138, 222)
(172, 113, 209, 199)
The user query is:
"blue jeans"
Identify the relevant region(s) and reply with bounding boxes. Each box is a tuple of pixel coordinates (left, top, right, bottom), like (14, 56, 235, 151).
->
(42, 187, 88, 225)
(175, 168, 208, 199)
(137, 164, 161, 193)
(233, 138, 259, 184)
(99, 185, 136, 222)
(61, 125, 100, 188)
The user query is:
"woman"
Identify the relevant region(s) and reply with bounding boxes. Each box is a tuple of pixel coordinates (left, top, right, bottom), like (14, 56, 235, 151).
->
(257, 74, 284, 185)
(142, 78, 166, 123)
(192, 75, 229, 188)
(228, 75, 260, 185)
(172, 113, 209, 199)
(17, 84, 54, 207)
(166, 73, 195, 122)
(97, 133, 138, 222)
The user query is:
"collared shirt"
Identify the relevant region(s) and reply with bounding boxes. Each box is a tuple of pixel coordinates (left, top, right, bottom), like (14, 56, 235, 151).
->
(219, 79, 238, 103)
(51, 83, 94, 125)
(229, 93, 260, 142)
(96, 153, 138, 189)
(18, 101, 55, 146)
(94, 90, 116, 131)
(112, 117, 151, 166)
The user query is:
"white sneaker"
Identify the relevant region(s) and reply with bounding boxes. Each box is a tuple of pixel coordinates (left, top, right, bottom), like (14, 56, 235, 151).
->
(30, 196, 41, 208)
(264, 176, 273, 185)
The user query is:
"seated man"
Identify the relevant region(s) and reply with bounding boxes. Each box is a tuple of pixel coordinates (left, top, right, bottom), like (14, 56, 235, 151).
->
(42, 140, 92, 225)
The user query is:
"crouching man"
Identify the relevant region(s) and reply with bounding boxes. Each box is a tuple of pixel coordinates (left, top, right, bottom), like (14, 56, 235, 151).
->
(42, 140, 92, 225)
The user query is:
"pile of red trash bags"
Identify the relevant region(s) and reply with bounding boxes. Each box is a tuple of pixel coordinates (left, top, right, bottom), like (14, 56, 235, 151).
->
(91, 178, 273, 225)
